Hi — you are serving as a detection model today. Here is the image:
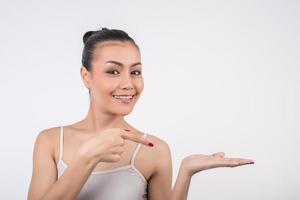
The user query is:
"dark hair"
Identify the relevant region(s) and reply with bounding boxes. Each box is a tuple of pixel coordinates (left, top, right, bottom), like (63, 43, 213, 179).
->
(81, 27, 139, 72)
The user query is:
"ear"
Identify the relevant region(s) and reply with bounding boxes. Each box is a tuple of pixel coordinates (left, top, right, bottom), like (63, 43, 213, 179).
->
(80, 66, 92, 89)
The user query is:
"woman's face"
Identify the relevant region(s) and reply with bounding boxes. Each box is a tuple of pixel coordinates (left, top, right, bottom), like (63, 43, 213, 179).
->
(84, 41, 144, 116)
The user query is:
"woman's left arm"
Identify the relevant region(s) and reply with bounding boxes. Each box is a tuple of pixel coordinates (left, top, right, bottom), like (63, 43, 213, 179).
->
(147, 139, 173, 200)
(169, 152, 255, 199)
(146, 139, 192, 200)
(147, 139, 255, 200)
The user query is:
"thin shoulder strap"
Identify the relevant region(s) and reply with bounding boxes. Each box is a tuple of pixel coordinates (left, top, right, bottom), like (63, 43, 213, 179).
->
(59, 126, 64, 161)
(130, 133, 147, 165)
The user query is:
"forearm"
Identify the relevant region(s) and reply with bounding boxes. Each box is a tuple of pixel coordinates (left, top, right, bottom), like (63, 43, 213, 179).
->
(169, 165, 192, 200)
(40, 154, 96, 200)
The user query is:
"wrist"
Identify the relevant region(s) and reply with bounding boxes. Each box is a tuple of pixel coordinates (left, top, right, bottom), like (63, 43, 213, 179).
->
(76, 147, 99, 170)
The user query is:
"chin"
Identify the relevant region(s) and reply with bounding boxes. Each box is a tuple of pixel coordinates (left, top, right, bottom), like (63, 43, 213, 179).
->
(112, 108, 133, 116)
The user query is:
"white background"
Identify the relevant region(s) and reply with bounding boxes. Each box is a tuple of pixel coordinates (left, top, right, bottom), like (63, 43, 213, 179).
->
(0, 0, 299, 199)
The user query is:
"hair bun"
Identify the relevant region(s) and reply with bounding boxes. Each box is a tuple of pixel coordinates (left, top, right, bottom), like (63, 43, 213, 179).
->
(83, 31, 96, 44)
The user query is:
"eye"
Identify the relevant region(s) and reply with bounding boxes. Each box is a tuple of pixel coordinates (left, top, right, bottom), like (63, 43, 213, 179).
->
(131, 70, 142, 76)
(106, 69, 141, 76)
(106, 69, 119, 75)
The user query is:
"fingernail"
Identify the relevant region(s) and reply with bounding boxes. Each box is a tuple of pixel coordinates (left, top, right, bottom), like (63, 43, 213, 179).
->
(124, 129, 130, 132)
(148, 142, 154, 147)
(249, 161, 255, 164)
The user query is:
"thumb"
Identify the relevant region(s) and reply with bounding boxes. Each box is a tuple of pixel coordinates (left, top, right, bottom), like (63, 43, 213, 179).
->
(212, 152, 225, 158)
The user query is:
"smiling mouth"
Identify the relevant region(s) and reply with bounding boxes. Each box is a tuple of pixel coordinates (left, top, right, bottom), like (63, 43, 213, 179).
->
(112, 95, 136, 103)
(112, 95, 134, 99)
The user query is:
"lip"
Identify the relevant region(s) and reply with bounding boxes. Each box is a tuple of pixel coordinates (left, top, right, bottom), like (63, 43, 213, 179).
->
(112, 94, 136, 96)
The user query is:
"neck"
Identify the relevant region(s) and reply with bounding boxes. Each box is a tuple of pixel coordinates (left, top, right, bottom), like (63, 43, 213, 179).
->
(82, 102, 129, 133)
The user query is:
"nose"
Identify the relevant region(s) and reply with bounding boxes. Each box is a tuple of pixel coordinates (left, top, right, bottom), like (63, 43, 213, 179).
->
(120, 73, 134, 90)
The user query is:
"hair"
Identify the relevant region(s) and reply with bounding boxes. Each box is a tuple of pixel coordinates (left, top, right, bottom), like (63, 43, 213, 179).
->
(81, 27, 139, 72)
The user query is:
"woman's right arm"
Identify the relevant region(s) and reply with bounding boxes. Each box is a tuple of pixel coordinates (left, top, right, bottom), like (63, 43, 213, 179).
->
(27, 129, 97, 200)
(27, 127, 152, 200)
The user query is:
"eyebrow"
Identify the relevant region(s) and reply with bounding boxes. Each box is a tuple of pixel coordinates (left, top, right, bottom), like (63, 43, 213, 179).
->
(105, 60, 142, 67)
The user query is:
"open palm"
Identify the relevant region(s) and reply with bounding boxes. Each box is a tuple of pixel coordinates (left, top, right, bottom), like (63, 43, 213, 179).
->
(181, 152, 254, 176)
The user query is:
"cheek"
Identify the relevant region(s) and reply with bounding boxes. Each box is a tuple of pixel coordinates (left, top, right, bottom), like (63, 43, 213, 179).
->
(135, 79, 144, 93)
(94, 78, 118, 94)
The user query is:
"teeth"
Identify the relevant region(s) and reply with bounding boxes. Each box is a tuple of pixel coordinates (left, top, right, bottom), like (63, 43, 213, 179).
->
(113, 95, 133, 99)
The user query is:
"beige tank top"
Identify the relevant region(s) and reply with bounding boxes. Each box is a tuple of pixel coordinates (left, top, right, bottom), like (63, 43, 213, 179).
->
(56, 126, 148, 200)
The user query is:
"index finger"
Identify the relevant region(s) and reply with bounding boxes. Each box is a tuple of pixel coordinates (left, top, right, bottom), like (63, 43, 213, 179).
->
(222, 157, 255, 167)
(120, 130, 153, 147)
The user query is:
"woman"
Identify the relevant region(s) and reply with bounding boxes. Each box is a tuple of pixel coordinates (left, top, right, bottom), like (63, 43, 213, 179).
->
(28, 28, 254, 200)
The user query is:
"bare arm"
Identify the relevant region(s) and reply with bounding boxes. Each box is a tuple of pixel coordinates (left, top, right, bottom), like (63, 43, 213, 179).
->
(169, 166, 191, 200)
(27, 129, 97, 200)
(146, 138, 193, 200)
(146, 138, 192, 200)
(146, 138, 254, 200)
(147, 139, 172, 200)
(28, 127, 152, 200)
(171, 152, 255, 200)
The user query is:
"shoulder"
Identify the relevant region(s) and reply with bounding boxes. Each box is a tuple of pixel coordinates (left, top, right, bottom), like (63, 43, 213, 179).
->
(36, 126, 60, 143)
(34, 126, 61, 158)
(146, 133, 170, 152)
(143, 133, 172, 185)
(144, 133, 172, 165)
